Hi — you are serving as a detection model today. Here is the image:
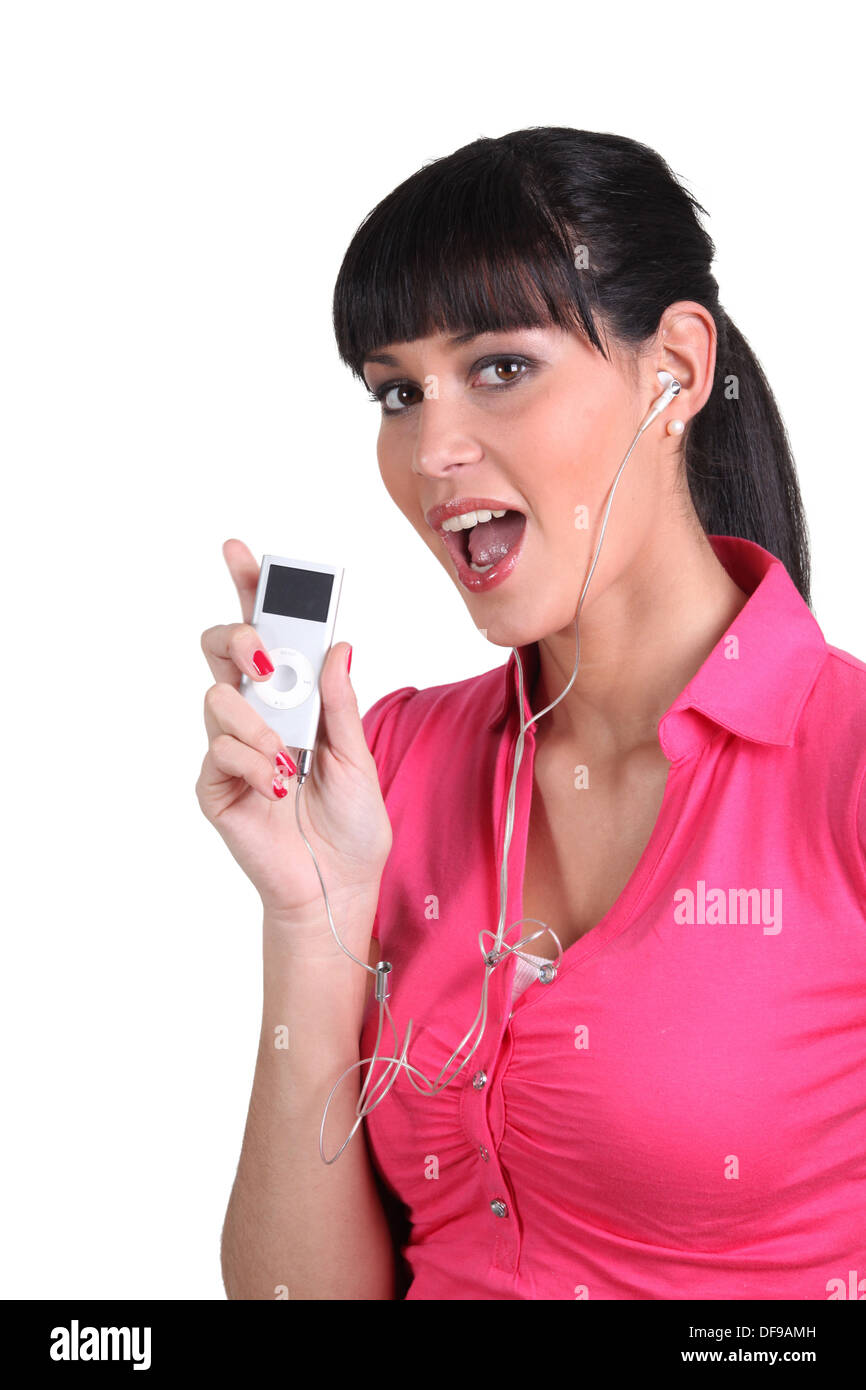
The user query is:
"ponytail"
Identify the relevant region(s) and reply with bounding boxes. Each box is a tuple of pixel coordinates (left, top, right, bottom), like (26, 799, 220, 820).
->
(687, 309, 811, 605)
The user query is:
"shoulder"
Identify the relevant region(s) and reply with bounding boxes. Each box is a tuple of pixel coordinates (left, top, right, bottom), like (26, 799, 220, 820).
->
(792, 637, 866, 740)
(361, 662, 506, 791)
(811, 642, 866, 742)
(812, 644, 866, 874)
(822, 641, 866, 685)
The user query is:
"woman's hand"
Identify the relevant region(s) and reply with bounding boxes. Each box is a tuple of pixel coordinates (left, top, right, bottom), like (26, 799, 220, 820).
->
(196, 539, 392, 951)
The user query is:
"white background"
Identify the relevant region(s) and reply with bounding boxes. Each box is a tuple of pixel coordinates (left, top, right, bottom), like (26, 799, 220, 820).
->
(1, 2, 862, 1298)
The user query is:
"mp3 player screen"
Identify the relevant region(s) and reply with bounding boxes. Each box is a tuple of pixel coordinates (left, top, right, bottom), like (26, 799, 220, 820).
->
(263, 565, 334, 624)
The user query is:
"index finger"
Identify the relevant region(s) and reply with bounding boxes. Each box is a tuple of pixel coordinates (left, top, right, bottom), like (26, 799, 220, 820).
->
(200, 621, 268, 688)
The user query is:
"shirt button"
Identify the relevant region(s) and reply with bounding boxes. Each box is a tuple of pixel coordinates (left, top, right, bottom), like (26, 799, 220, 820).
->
(472, 1070, 487, 1090)
(479, 1144, 489, 1162)
(490, 1198, 509, 1218)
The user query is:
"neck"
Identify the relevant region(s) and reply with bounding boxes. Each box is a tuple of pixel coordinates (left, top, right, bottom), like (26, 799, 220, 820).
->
(530, 526, 750, 760)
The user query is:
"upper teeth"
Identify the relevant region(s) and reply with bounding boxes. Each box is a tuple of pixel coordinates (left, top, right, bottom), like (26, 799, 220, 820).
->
(441, 508, 507, 532)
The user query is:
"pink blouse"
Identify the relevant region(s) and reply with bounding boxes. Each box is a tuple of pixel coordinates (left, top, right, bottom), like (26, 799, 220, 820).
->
(358, 535, 866, 1300)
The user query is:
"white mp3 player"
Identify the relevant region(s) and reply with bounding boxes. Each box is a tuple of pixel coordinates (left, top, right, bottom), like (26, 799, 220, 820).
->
(239, 554, 344, 759)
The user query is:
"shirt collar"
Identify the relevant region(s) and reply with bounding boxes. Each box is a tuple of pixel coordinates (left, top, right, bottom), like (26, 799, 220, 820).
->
(486, 534, 828, 762)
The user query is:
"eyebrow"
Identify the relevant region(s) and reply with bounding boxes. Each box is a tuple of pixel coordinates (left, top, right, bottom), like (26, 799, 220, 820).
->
(363, 329, 495, 368)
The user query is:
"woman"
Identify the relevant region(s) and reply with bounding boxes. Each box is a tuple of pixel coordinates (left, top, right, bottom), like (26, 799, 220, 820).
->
(199, 128, 866, 1300)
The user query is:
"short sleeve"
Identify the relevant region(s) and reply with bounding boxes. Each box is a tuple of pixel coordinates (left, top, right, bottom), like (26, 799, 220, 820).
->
(361, 685, 418, 940)
(362, 686, 417, 775)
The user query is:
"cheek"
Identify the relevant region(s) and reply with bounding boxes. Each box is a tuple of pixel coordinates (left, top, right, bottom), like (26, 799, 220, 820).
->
(377, 449, 408, 507)
(378, 454, 436, 552)
(524, 395, 638, 560)
(519, 393, 614, 512)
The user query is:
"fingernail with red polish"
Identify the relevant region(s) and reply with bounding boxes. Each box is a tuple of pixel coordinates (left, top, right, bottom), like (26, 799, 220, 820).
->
(346, 644, 353, 674)
(253, 650, 274, 676)
(273, 749, 295, 798)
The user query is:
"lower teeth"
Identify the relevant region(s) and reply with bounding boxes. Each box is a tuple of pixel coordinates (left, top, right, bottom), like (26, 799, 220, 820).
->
(469, 561, 494, 573)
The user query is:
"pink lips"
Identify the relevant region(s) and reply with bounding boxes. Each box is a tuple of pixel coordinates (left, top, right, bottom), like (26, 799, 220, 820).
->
(425, 496, 522, 533)
(426, 498, 528, 594)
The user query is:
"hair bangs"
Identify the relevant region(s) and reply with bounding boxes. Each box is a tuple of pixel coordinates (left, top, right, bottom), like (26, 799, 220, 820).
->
(332, 142, 605, 383)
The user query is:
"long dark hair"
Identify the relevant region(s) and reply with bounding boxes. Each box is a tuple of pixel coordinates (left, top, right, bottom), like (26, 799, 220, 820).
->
(332, 126, 811, 606)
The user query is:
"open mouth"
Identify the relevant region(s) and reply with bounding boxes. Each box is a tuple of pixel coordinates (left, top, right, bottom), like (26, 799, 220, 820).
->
(439, 508, 528, 589)
(440, 509, 527, 578)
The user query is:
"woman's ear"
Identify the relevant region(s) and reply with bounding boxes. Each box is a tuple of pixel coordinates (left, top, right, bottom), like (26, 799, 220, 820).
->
(656, 301, 718, 421)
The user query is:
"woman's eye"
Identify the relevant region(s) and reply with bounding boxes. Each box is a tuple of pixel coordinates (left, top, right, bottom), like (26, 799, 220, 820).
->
(367, 355, 531, 415)
(475, 358, 528, 386)
(375, 382, 424, 413)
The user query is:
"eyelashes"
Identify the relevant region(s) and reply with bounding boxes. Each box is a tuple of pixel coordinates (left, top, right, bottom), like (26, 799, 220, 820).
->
(366, 355, 535, 415)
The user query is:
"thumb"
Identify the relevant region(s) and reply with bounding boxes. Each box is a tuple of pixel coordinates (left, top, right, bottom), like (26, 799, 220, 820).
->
(222, 538, 260, 625)
(316, 642, 367, 762)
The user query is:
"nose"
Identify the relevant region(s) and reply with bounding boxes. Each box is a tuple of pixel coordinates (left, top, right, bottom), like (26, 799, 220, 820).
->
(411, 393, 485, 480)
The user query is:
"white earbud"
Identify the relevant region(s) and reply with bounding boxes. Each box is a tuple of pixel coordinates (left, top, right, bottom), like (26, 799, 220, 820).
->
(638, 369, 682, 434)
